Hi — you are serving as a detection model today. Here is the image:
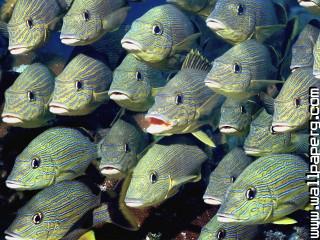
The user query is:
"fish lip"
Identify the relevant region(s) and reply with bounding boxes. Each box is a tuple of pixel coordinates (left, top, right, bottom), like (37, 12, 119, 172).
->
(60, 35, 81, 45)
(124, 198, 145, 208)
(5, 180, 31, 190)
(271, 123, 294, 133)
(49, 103, 70, 115)
(121, 39, 143, 51)
(204, 80, 222, 89)
(1, 114, 24, 124)
(206, 19, 226, 31)
(243, 147, 264, 155)
(5, 231, 26, 240)
(8, 45, 31, 55)
(100, 165, 123, 176)
(217, 213, 248, 223)
(298, 0, 318, 7)
(203, 195, 222, 205)
(108, 90, 132, 101)
(145, 114, 174, 134)
(219, 125, 239, 134)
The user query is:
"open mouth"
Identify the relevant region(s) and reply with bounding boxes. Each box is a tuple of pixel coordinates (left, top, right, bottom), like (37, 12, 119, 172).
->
(100, 165, 122, 176)
(60, 35, 81, 45)
(5, 232, 27, 240)
(109, 91, 131, 101)
(206, 19, 226, 31)
(5, 180, 29, 190)
(49, 103, 70, 115)
(1, 114, 23, 124)
(121, 39, 143, 51)
(205, 80, 222, 89)
(271, 124, 293, 133)
(145, 115, 173, 134)
(203, 195, 222, 205)
(8, 46, 31, 55)
(219, 125, 239, 134)
(217, 213, 247, 223)
(298, 0, 319, 7)
(124, 198, 145, 208)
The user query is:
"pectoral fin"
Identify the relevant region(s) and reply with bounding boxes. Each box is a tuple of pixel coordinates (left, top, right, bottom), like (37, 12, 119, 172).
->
(78, 231, 95, 240)
(304, 204, 314, 211)
(272, 217, 297, 225)
(102, 7, 131, 32)
(172, 33, 201, 54)
(192, 130, 216, 147)
(254, 24, 286, 43)
(171, 174, 201, 188)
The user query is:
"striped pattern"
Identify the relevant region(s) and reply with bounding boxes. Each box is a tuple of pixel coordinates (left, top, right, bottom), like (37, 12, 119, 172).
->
(207, 0, 278, 44)
(125, 135, 207, 207)
(204, 148, 252, 203)
(147, 50, 223, 134)
(61, 0, 128, 45)
(122, 4, 196, 63)
(6, 127, 97, 190)
(8, 0, 66, 50)
(291, 24, 318, 70)
(199, 215, 258, 240)
(50, 54, 112, 116)
(0, 0, 18, 22)
(218, 154, 309, 224)
(98, 118, 149, 175)
(168, 0, 217, 17)
(273, 68, 318, 131)
(244, 110, 309, 156)
(205, 40, 275, 100)
(313, 30, 320, 76)
(219, 98, 259, 133)
(109, 54, 167, 112)
(2, 63, 55, 128)
(5, 181, 100, 240)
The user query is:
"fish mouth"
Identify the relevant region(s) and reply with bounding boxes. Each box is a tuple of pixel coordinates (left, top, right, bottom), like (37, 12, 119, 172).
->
(1, 114, 23, 124)
(5, 231, 28, 240)
(49, 103, 70, 115)
(60, 35, 81, 45)
(145, 114, 173, 134)
(206, 19, 226, 31)
(244, 147, 264, 156)
(219, 125, 239, 134)
(271, 124, 294, 133)
(109, 90, 131, 101)
(5, 180, 30, 190)
(204, 80, 222, 89)
(100, 165, 122, 176)
(217, 213, 248, 223)
(124, 198, 145, 208)
(8, 45, 31, 55)
(203, 195, 222, 205)
(298, 0, 319, 7)
(121, 39, 143, 51)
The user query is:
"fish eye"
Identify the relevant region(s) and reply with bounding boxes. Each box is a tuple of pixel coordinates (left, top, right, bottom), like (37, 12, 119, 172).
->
(230, 176, 236, 182)
(269, 126, 276, 135)
(26, 18, 33, 29)
(149, 171, 158, 184)
(245, 187, 256, 200)
(175, 94, 183, 105)
(124, 143, 130, 153)
(31, 157, 41, 169)
(237, 4, 245, 15)
(83, 10, 90, 21)
(233, 63, 242, 73)
(27, 91, 35, 102)
(294, 98, 301, 108)
(135, 71, 143, 81)
(217, 228, 226, 239)
(152, 25, 163, 35)
(32, 212, 43, 224)
(75, 81, 83, 91)
(240, 106, 246, 114)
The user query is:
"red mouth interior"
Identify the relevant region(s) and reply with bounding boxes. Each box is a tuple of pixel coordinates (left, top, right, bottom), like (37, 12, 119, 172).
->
(147, 117, 171, 126)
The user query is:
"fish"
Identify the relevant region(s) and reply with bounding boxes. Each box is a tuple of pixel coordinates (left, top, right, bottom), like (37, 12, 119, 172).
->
(217, 154, 309, 225)
(49, 54, 112, 116)
(6, 127, 97, 190)
(145, 50, 224, 147)
(203, 148, 252, 205)
(244, 109, 309, 157)
(219, 98, 260, 134)
(109, 54, 168, 112)
(291, 23, 319, 71)
(206, 0, 283, 45)
(7, 0, 73, 55)
(271, 68, 319, 133)
(125, 135, 207, 208)
(60, 0, 131, 46)
(1, 63, 55, 128)
(0, 0, 18, 22)
(5, 180, 100, 240)
(205, 40, 281, 100)
(166, 0, 217, 18)
(298, 0, 320, 14)
(98, 118, 150, 178)
(312, 26, 320, 78)
(198, 215, 258, 240)
(121, 4, 200, 65)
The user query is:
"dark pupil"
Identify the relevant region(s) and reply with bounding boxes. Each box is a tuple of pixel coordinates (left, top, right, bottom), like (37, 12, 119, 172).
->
(33, 213, 42, 224)
(76, 81, 83, 90)
(241, 106, 246, 114)
(150, 172, 158, 184)
(175, 94, 183, 105)
(246, 188, 256, 200)
(26, 19, 33, 28)
(217, 229, 226, 239)
(83, 11, 90, 21)
(153, 25, 161, 34)
(237, 4, 244, 15)
(230, 176, 236, 182)
(136, 72, 142, 81)
(124, 143, 130, 153)
(270, 126, 276, 135)
(31, 158, 40, 169)
(234, 64, 241, 73)
(295, 98, 301, 107)
(28, 91, 35, 101)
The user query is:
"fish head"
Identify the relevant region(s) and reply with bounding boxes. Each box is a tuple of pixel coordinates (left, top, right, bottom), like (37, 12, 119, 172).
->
(49, 55, 112, 116)
(2, 64, 55, 128)
(244, 110, 291, 156)
(219, 98, 252, 134)
(206, 0, 255, 44)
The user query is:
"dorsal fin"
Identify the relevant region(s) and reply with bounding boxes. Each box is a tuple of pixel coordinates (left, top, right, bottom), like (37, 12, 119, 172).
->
(182, 49, 212, 72)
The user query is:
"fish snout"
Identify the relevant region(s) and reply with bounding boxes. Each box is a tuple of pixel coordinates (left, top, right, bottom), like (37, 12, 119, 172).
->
(1, 113, 23, 124)
(203, 195, 222, 205)
(49, 103, 70, 115)
(5, 231, 25, 240)
(121, 39, 143, 51)
(145, 114, 174, 134)
(206, 19, 226, 31)
(100, 164, 123, 176)
(298, 0, 318, 8)
(124, 198, 145, 208)
(219, 125, 239, 134)
(5, 180, 28, 190)
(60, 34, 81, 45)
(270, 123, 293, 133)
(8, 45, 31, 55)
(108, 90, 131, 101)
